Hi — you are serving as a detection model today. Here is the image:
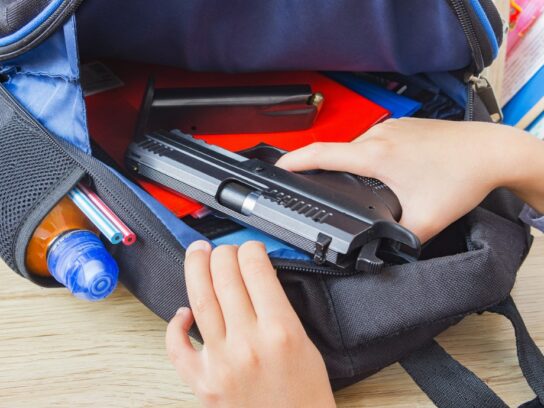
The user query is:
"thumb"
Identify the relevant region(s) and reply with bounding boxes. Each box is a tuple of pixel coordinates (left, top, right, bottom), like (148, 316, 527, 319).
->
(166, 307, 200, 382)
(275, 142, 376, 177)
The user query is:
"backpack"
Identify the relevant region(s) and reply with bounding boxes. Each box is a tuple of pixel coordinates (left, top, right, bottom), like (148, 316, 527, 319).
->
(0, 1, 542, 407)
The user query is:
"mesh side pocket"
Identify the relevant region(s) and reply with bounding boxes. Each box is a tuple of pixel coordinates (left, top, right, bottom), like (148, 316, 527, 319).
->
(0, 103, 80, 272)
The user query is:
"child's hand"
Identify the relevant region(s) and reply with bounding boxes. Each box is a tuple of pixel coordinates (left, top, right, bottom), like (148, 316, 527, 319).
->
(166, 240, 335, 408)
(276, 117, 543, 243)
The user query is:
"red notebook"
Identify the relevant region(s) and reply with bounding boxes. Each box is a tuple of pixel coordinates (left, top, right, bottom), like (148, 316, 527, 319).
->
(86, 61, 389, 217)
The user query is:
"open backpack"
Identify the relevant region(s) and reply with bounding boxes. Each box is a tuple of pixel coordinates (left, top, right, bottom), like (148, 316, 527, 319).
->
(0, 1, 542, 406)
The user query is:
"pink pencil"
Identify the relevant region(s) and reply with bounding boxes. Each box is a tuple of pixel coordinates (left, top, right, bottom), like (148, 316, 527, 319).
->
(78, 183, 137, 246)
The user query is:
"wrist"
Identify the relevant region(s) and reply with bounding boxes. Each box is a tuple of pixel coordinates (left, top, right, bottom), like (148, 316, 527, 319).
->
(491, 125, 544, 211)
(472, 123, 520, 191)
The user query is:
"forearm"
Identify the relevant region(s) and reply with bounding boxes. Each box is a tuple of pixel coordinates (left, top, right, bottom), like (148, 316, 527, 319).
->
(498, 126, 544, 213)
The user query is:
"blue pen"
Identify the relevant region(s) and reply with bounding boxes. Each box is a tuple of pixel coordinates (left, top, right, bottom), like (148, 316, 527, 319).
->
(68, 187, 124, 245)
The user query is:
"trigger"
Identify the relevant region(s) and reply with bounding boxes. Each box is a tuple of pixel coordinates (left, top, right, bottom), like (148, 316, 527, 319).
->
(356, 239, 384, 274)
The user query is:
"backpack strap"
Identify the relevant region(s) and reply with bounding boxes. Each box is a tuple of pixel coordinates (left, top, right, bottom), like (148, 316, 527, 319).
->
(520, 398, 544, 408)
(400, 297, 544, 408)
(400, 340, 508, 408)
(488, 297, 544, 404)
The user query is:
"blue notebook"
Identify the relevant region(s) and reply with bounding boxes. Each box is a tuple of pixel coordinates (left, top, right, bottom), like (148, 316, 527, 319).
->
(503, 65, 544, 127)
(528, 111, 544, 140)
(326, 72, 422, 118)
(213, 227, 311, 261)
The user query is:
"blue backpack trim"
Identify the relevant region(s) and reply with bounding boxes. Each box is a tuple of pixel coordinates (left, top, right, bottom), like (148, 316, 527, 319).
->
(0, 0, 64, 47)
(470, 0, 500, 59)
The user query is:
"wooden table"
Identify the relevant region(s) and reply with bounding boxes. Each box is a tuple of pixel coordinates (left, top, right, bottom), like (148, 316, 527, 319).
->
(1, 234, 542, 407)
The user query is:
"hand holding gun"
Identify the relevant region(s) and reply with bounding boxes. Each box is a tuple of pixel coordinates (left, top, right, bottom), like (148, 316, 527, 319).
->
(126, 131, 421, 273)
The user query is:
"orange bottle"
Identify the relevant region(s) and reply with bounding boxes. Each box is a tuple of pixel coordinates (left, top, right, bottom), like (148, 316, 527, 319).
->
(25, 197, 97, 277)
(25, 196, 119, 301)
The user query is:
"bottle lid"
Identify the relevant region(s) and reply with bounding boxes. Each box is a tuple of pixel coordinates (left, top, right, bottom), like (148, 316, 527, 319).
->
(47, 230, 119, 301)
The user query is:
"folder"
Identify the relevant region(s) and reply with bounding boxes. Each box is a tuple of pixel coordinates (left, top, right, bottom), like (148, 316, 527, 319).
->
(503, 65, 544, 128)
(326, 72, 422, 118)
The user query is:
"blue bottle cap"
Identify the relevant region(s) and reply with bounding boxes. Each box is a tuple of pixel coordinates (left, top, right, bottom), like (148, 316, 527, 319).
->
(47, 230, 119, 301)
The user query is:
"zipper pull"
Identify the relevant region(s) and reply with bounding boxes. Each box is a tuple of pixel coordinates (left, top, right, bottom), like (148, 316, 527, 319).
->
(467, 74, 503, 123)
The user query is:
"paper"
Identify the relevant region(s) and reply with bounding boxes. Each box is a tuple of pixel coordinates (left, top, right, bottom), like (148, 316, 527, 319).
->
(507, 0, 544, 54)
(502, 14, 544, 106)
(528, 112, 544, 140)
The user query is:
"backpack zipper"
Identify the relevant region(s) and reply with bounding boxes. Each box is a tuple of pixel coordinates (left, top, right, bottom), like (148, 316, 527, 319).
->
(465, 81, 475, 121)
(0, 0, 84, 62)
(449, 0, 503, 122)
(272, 260, 358, 276)
(465, 74, 503, 122)
(449, 0, 486, 74)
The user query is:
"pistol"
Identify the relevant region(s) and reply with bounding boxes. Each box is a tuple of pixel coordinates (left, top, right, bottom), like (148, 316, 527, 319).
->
(126, 131, 421, 273)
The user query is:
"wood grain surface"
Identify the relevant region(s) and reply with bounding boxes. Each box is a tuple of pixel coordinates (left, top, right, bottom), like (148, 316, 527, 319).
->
(1, 233, 542, 408)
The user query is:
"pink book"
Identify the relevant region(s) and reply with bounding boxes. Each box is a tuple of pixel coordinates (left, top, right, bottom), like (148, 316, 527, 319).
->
(508, 0, 544, 54)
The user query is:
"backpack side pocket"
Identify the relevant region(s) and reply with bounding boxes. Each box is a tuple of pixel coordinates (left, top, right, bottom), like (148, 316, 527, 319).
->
(0, 83, 85, 285)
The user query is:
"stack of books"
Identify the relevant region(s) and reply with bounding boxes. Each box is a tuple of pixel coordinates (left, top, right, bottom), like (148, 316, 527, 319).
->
(502, 0, 544, 140)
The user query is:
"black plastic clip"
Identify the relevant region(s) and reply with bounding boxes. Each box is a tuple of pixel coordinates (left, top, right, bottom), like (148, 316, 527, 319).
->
(356, 239, 385, 274)
(314, 233, 332, 265)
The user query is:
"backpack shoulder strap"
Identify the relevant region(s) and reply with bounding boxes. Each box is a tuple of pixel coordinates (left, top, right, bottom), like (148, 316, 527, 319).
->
(489, 297, 544, 404)
(400, 297, 544, 408)
(400, 339, 508, 408)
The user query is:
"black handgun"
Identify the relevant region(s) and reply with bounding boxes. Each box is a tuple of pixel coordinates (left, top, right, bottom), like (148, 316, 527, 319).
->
(126, 131, 421, 273)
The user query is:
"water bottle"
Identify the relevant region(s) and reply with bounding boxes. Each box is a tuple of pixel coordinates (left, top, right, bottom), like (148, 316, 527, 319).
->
(25, 197, 119, 301)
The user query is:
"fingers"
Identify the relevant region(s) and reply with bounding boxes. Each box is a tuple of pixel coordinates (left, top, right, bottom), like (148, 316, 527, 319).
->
(276, 143, 352, 172)
(210, 245, 256, 334)
(237, 241, 299, 323)
(184, 240, 226, 344)
(166, 307, 200, 382)
(184, 240, 299, 343)
(275, 142, 377, 178)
